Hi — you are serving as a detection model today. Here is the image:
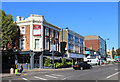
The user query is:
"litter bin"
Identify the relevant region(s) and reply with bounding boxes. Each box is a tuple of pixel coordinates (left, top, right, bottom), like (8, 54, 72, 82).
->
(10, 68, 14, 75)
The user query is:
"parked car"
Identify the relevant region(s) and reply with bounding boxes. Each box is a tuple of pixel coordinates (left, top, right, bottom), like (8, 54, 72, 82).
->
(101, 61, 104, 65)
(87, 58, 99, 65)
(73, 62, 92, 70)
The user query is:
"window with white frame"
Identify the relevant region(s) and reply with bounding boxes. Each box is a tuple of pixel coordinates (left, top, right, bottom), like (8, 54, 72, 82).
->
(51, 29, 54, 38)
(46, 38, 49, 50)
(50, 40, 54, 45)
(20, 27, 25, 35)
(35, 39, 39, 49)
(21, 38, 25, 49)
(55, 40, 58, 51)
(46, 27, 49, 36)
(55, 31, 58, 38)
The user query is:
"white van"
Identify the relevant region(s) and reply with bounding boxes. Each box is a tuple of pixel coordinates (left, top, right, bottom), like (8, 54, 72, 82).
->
(87, 58, 99, 65)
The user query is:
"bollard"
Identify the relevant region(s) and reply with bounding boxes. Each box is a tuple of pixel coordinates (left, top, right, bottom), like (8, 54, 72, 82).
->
(15, 69, 18, 75)
(10, 68, 14, 75)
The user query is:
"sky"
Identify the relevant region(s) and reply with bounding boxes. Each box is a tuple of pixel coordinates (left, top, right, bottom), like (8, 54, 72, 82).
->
(2, 2, 118, 50)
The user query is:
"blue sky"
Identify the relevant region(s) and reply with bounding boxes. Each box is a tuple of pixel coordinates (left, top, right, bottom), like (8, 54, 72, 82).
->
(2, 2, 118, 50)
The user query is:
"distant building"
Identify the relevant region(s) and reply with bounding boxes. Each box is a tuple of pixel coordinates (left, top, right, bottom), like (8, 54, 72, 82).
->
(60, 28, 85, 63)
(84, 35, 106, 59)
(107, 49, 113, 60)
(16, 14, 61, 69)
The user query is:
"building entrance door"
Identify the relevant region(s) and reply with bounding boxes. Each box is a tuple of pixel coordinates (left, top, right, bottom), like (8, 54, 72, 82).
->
(34, 55, 39, 68)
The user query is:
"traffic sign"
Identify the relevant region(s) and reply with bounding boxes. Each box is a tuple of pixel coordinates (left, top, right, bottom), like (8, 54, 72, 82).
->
(51, 45, 55, 51)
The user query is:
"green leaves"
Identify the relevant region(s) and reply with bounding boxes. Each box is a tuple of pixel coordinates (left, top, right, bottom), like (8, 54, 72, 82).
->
(116, 48, 120, 56)
(44, 57, 52, 67)
(0, 9, 18, 50)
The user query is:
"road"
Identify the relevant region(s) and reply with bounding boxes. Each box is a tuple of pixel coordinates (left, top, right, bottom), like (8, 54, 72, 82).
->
(2, 63, 120, 81)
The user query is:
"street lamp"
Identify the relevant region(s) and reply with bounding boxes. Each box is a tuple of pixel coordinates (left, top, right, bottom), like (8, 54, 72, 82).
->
(40, 48, 43, 69)
(105, 38, 110, 59)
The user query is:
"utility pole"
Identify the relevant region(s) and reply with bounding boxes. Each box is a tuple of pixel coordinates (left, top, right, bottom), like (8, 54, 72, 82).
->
(51, 45, 55, 69)
(62, 29, 63, 58)
(52, 50, 54, 69)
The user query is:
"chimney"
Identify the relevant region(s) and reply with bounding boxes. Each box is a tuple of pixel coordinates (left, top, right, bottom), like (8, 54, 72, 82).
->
(16, 16, 24, 21)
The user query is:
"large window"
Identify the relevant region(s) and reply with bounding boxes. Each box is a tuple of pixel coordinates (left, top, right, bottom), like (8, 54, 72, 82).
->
(35, 39, 39, 49)
(80, 38, 84, 46)
(51, 29, 54, 38)
(75, 36, 79, 43)
(46, 27, 49, 36)
(55, 31, 58, 38)
(46, 38, 49, 50)
(50, 40, 54, 45)
(75, 46, 79, 53)
(20, 27, 25, 35)
(21, 38, 25, 49)
(55, 40, 58, 51)
(68, 33, 73, 42)
(68, 43, 73, 52)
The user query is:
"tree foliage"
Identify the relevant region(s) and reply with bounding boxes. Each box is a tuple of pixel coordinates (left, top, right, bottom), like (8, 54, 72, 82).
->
(116, 48, 120, 56)
(112, 47, 115, 59)
(0, 10, 18, 50)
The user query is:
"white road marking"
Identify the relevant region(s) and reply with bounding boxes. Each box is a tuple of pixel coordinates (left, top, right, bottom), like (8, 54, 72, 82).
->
(22, 78, 28, 81)
(45, 75, 58, 78)
(115, 68, 118, 70)
(39, 72, 47, 73)
(34, 76, 47, 80)
(62, 76, 71, 80)
(106, 72, 119, 79)
(51, 74, 63, 77)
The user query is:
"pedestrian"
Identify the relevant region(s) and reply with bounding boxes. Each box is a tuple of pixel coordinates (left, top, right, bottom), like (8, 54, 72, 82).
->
(20, 64, 23, 74)
(75, 61, 78, 64)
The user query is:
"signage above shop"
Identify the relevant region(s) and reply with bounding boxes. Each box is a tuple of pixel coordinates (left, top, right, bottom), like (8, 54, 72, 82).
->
(33, 25, 41, 36)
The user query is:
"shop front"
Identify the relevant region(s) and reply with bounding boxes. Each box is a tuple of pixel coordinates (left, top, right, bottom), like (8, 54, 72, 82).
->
(68, 53, 85, 65)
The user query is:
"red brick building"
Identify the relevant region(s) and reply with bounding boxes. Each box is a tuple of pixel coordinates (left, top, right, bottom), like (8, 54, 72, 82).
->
(16, 14, 61, 69)
(84, 36, 106, 58)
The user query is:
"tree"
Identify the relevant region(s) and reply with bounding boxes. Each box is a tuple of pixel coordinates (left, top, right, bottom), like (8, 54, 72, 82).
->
(116, 48, 120, 56)
(112, 47, 115, 59)
(0, 10, 18, 50)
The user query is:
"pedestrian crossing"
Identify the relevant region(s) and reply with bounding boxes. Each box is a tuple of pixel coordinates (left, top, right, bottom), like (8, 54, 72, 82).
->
(21, 73, 64, 80)
(34, 76, 47, 80)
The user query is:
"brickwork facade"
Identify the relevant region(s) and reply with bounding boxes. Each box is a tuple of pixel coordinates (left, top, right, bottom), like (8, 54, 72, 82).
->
(84, 39, 99, 51)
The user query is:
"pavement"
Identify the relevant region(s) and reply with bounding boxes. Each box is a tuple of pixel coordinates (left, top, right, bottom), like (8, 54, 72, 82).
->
(1, 63, 117, 78)
(1, 67, 73, 78)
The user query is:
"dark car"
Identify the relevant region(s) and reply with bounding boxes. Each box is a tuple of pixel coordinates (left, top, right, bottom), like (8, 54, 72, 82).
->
(73, 62, 92, 70)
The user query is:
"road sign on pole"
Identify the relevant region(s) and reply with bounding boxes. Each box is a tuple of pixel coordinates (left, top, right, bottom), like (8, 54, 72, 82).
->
(51, 45, 55, 51)
(51, 45, 55, 69)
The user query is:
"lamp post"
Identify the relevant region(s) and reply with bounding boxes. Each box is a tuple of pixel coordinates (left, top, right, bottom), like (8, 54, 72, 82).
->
(105, 38, 109, 60)
(40, 48, 43, 69)
(51, 45, 55, 69)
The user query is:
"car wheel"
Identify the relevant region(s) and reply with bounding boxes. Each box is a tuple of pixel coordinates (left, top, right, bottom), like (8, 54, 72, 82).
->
(80, 67, 83, 70)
